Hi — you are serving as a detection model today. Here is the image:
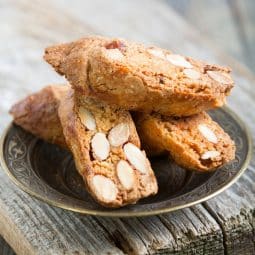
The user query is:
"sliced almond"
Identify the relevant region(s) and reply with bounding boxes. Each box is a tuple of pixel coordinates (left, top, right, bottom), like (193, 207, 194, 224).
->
(104, 48, 124, 61)
(147, 48, 166, 59)
(91, 132, 110, 160)
(108, 123, 130, 147)
(207, 71, 232, 84)
(123, 143, 149, 174)
(78, 107, 96, 131)
(183, 69, 201, 79)
(198, 124, 218, 144)
(166, 54, 193, 68)
(201, 150, 220, 160)
(116, 160, 135, 190)
(92, 175, 118, 202)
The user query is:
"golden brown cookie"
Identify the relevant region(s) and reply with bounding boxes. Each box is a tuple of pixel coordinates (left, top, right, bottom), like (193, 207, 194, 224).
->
(134, 112, 236, 172)
(10, 85, 68, 148)
(44, 36, 234, 116)
(58, 90, 158, 207)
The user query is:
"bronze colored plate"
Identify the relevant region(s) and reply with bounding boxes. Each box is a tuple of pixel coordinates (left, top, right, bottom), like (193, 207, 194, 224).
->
(0, 107, 252, 217)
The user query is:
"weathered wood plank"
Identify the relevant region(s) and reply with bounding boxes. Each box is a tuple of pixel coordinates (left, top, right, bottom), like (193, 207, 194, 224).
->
(0, 168, 224, 255)
(0, 236, 15, 255)
(204, 165, 255, 255)
(0, 0, 254, 254)
(0, 171, 124, 255)
(159, 205, 224, 254)
(95, 206, 224, 254)
(94, 217, 176, 254)
(167, 0, 250, 66)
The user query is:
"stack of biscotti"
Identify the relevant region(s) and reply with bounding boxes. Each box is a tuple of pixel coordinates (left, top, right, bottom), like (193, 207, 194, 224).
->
(10, 36, 236, 207)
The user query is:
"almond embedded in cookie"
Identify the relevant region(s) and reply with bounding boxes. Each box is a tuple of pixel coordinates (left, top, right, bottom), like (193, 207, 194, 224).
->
(108, 122, 130, 147)
(92, 175, 118, 202)
(91, 132, 110, 160)
(124, 143, 149, 174)
(183, 69, 201, 80)
(116, 160, 135, 190)
(207, 71, 233, 85)
(147, 48, 166, 59)
(166, 54, 193, 68)
(78, 107, 96, 131)
(134, 111, 235, 172)
(103, 48, 124, 61)
(198, 124, 218, 144)
(201, 150, 220, 160)
(44, 36, 234, 117)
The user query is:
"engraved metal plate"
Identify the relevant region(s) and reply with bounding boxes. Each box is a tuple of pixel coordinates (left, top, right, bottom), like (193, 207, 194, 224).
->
(0, 107, 252, 217)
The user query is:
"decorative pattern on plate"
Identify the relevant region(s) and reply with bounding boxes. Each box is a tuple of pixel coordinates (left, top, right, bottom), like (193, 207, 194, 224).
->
(0, 107, 251, 217)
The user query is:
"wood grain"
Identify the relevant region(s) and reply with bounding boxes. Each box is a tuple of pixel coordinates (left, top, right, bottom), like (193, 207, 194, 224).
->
(167, 0, 255, 71)
(0, 236, 15, 255)
(0, 0, 254, 254)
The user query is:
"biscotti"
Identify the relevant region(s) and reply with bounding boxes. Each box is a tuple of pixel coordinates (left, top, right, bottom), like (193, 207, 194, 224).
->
(134, 111, 236, 172)
(44, 36, 234, 116)
(10, 84, 235, 173)
(10, 85, 68, 148)
(58, 89, 158, 207)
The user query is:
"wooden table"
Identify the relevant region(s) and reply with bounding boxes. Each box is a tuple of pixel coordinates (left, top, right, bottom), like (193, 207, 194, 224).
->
(168, 0, 255, 70)
(0, 1, 254, 254)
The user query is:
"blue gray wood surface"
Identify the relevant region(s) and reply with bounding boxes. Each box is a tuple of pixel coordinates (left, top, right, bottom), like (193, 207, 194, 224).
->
(0, 0, 254, 254)
(168, 0, 255, 70)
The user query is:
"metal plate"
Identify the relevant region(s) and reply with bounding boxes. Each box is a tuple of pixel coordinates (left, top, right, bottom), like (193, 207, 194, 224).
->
(0, 107, 252, 217)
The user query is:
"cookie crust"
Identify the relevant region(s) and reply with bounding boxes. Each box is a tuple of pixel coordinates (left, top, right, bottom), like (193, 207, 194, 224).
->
(44, 36, 234, 116)
(10, 85, 68, 148)
(134, 111, 236, 172)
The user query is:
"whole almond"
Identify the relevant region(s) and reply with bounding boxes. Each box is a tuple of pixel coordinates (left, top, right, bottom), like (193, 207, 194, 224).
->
(183, 69, 201, 79)
(166, 54, 193, 68)
(123, 143, 149, 174)
(78, 107, 96, 131)
(91, 132, 110, 160)
(201, 150, 220, 160)
(207, 71, 232, 84)
(92, 175, 118, 201)
(116, 160, 135, 190)
(147, 48, 166, 59)
(104, 48, 124, 61)
(108, 123, 130, 147)
(198, 124, 218, 144)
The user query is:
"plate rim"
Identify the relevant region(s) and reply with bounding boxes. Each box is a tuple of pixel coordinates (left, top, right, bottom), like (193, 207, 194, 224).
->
(0, 106, 253, 217)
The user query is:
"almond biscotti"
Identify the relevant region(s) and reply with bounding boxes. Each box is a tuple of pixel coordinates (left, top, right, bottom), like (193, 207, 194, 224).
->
(44, 36, 234, 116)
(134, 112, 236, 172)
(10, 85, 68, 148)
(58, 90, 158, 207)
